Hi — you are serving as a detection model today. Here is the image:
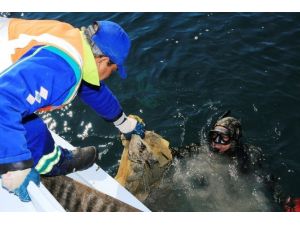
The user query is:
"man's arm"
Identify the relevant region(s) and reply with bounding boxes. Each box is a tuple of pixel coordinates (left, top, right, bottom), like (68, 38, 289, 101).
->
(78, 81, 144, 138)
(78, 81, 123, 121)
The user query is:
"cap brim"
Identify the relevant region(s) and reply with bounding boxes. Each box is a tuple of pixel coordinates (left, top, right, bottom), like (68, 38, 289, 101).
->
(118, 64, 127, 79)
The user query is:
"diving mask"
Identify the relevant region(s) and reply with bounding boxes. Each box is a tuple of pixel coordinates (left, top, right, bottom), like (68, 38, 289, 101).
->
(209, 126, 232, 145)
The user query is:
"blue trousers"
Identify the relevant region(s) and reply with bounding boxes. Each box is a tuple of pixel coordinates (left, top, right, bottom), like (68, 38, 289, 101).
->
(22, 114, 71, 175)
(22, 114, 55, 166)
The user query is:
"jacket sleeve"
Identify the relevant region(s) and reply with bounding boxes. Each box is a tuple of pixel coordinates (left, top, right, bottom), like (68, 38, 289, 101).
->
(78, 81, 123, 122)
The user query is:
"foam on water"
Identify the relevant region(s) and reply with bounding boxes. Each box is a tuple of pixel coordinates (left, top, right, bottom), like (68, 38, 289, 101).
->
(145, 128, 272, 212)
(145, 144, 272, 212)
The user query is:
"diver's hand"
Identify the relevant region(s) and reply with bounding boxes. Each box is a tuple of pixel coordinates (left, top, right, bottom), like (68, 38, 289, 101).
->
(1, 168, 40, 202)
(114, 113, 145, 139)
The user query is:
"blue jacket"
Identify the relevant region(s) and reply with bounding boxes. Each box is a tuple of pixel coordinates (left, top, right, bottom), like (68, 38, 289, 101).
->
(0, 45, 123, 173)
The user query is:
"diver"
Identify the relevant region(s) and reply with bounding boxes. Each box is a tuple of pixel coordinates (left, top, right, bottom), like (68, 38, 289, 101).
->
(209, 112, 300, 211)
(208, 111, 263, 174)
(171, 110, 299, 211)
(171, 110, 263, 174)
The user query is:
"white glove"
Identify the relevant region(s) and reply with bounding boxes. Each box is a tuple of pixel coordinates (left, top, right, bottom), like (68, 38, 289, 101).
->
(1, 168, 31, 192)
(113, 113, 137, 134)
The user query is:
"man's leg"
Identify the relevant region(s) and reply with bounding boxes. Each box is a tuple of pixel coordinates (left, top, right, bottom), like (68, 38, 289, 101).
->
(23, 114, 98, 176)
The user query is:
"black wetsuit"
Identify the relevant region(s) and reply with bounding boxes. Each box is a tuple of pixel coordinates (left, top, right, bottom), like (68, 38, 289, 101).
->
(220, 142, 264, 174)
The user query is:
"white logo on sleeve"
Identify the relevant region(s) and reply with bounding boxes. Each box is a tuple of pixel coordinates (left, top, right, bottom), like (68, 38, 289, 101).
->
(26, 86, 48, 105)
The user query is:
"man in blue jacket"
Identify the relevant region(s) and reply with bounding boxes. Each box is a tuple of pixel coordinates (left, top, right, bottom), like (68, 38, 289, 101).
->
(0, 17, 145, 202)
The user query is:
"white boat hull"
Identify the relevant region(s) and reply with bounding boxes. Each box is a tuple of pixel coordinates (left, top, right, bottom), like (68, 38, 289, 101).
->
(0, 131, 150, 212)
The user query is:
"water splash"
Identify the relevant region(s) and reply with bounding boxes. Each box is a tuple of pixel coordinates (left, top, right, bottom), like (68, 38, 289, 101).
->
(274, 122, 281, 137)
(253, 104, 258, 112)
(146, 146, 272, 211)
(174, 109, 188, 146)
(145, 127, 272, 212)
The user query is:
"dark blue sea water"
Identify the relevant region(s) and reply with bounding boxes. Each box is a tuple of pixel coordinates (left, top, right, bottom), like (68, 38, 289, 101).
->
(2, 12, 300, 211)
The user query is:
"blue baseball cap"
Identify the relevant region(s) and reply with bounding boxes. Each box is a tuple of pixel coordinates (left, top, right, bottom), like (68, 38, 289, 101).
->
(92, 21, 131, 79)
